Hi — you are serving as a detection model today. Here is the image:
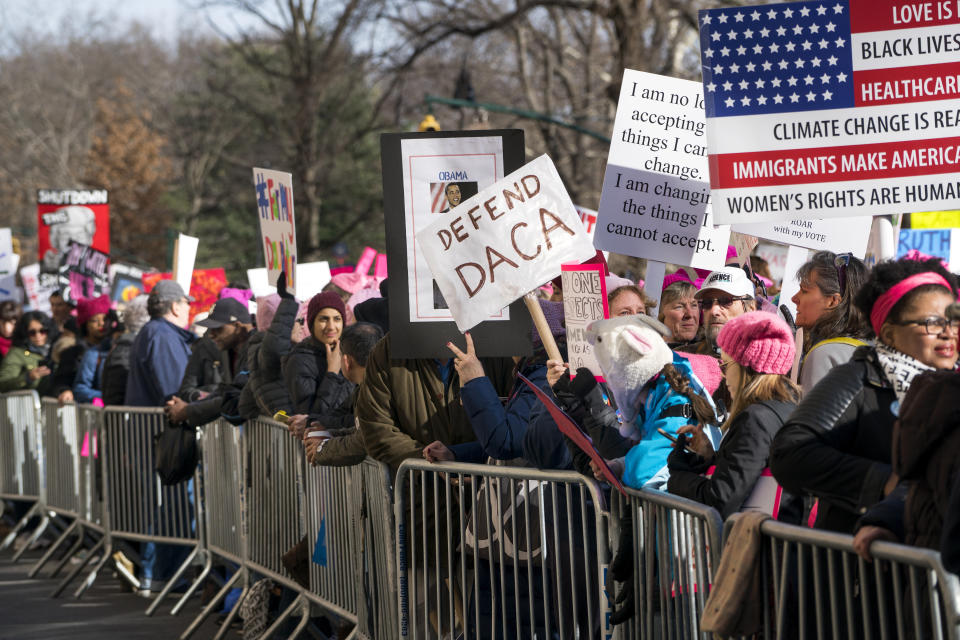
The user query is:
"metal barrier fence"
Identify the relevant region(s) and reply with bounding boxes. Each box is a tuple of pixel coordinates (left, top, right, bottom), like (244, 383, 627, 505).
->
(745, 518, 960, 640)
(0, 391, 45, 558)
(356, 458, 399, 640)
(611, 487, 724, 640)
(394, 459, 612, 640)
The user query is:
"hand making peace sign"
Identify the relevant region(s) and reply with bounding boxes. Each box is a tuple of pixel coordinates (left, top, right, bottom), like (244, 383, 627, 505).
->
(446, 332, 486, 385)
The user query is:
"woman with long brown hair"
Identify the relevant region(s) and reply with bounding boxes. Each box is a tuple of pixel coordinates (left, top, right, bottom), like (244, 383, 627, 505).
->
(668, 311, 802, 520)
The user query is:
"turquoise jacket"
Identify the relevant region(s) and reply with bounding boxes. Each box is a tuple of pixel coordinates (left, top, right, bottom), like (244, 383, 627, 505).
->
(623, 352, 721, 490)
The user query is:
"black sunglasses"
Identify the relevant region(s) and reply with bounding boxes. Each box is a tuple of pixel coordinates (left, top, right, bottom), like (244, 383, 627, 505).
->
(700, 295, 752, 310)
(27, 328, 48, 337)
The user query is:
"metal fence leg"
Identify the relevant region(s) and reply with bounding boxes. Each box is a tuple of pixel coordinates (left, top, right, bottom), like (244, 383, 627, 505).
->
(47, 525, 90, 579)
(170, 549, 213, 616)
(0, 502, 40, 552)
(28, 519, 80, 577)
(145, 545, 200, 616)
(11, 511, 51, 562)
(179, 566, 246, 640)
(212, 584, 249, 640)
(61, 537, 107, 599)
(257, 593, 308, 640)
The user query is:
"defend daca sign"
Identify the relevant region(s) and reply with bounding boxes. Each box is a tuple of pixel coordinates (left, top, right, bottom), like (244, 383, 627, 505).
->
(418, 154, 596, 332)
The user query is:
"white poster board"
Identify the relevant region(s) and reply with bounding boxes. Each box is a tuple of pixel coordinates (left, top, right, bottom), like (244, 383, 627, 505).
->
(247, 261, 331, 300)
(561, 263, 608, 380)
(173, 233, 198, 293)
(594, 70, 731, 269)
(252, 167, 298, 295)
(733, 216, 872, 258)
(417, 154, 597, 332)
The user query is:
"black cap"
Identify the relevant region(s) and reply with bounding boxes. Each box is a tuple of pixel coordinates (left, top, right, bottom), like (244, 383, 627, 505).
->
(195, 298, 251, 329)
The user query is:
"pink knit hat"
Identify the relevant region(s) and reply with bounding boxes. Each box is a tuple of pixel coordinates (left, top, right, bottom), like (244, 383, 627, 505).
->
(716, 311, 795, 375)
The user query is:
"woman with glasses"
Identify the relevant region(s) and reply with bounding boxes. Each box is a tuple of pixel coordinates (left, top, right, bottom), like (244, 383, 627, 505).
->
(0, 311, 54, 391)
(771, 256, 959, 533)
(791, 251, 870, 391)
(667, 311, 802, 521)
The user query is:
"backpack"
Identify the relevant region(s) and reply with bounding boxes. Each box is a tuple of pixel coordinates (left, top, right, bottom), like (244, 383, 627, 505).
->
(154, 420, 198, 485)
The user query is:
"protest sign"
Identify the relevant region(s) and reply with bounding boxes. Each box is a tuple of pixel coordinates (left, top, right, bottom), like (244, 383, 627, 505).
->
(61, 241, 109, 302)
(20, 263, 53, 312)
(561, 264, 608, 380)
(417, 154, 597, 332)
(37, 190, 109, 274)
(911, 210, 960, 228)
(643, 260, 668, 311)
(733, 215, 872, 257)
(594, 70, 731, 269)
(143, 268, 227, 324)
(519, 373, 626, 496)
(381, 129, 532, 358)
(699, 1, 960, 225)
(898, 228, 959, 266)
(173, 233, 199, 293)
(253, 168, 297, 295)
(109, 263, 145, 303)
(575, 205, 599, 238)
(865, 214, 902, 268)
(247, 261, 331, 300)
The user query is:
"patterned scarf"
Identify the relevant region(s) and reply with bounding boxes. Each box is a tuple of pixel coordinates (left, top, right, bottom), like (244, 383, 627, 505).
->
(874, 342, 934, 405)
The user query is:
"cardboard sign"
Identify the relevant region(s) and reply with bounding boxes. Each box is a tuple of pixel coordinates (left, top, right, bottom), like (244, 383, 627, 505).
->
(143, 268, 227, 324)
(898, 228, 959, 266)
(595, 70, 731, 269)
(700, 1, 960, 224)
(253, 168, 297, 295)
(20, 263, 53, 312)
(247, 261, 332, 300)
(561, 264, 608, 379)
(733, 215, 872, 257)
(37, 189, 110, 273)
(575, 205, 599, 237)
(173, 233, 199, 294)
(418, 154, 596, 332)
(381, 130, 532, 359)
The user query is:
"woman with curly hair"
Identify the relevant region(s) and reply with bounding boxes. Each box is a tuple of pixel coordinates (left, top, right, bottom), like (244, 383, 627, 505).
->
(0, 311, 53, 391)
(771, 256, 958, 533)
(791, 251, 871, 390)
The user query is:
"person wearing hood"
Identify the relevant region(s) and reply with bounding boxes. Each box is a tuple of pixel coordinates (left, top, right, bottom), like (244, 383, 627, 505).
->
(72, 295, 118, 403)
(282, 291, 354, 423)
(0, 311, 54, 392)
(100, 295, 150, 405)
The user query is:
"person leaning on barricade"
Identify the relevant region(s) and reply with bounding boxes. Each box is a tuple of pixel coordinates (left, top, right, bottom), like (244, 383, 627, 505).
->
(791, 251, 871, 391)
(771, 256, 959, 533)
(100, 295, 149, 405)
(0, 310, 54, 392)
(667, 311, 802, 522)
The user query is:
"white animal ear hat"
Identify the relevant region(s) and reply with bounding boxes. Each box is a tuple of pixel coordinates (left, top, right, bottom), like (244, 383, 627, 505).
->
(586, 314, 673, 420)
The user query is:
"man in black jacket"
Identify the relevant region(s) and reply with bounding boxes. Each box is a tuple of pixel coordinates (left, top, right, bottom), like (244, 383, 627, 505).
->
(166, 298, 255, 426)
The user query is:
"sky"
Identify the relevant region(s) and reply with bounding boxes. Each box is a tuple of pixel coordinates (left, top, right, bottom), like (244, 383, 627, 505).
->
(2, 0, 286, 45)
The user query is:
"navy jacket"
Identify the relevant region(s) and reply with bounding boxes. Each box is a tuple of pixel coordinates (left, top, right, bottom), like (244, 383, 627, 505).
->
(125, 318, 195, 407)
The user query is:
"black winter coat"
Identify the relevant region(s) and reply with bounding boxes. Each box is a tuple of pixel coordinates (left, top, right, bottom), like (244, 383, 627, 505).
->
(770, 346, 897, 533)
(237, 331, 264, 419)
(254, 297, 299, 416)
(282, 336, 354, 419)
(101, 332, 135, 406)
(180, 332, 255, 426)
(178, 337, 230, 402)
(668, 399, 800, 521)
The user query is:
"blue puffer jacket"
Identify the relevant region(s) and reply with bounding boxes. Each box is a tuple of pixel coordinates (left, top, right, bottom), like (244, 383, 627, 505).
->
(73, 340, 111, 403)
(623, 353, 721, 490)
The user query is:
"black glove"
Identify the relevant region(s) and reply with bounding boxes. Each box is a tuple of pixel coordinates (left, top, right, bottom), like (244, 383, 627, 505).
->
(277, 271, 294, 300)
(666, 433, 708, 473)
(569, 367, 598, 399)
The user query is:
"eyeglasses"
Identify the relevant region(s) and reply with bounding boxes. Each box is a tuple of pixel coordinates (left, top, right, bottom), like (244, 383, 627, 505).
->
(27, 329, 48, 337)
(834, 253, 853, 297)
(700, 295, 752, 310)
(719, 359, 735, 373)
(893, 316, 960, 335)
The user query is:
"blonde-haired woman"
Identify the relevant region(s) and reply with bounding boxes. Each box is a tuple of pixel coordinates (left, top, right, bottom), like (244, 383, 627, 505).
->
(667, 311, 802, 521)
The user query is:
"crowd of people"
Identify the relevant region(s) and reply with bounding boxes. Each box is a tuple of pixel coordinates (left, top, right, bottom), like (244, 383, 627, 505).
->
(1, 246, 958, 632)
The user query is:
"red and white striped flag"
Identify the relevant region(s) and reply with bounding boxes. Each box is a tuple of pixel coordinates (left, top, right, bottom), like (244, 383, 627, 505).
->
(700, 0, 960, 224)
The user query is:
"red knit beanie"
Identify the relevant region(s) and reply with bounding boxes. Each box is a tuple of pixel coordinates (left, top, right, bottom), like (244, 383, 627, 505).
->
(306, 291, 346, 339)
(716, 311, 795, 375)
(76, 294, 112, 326)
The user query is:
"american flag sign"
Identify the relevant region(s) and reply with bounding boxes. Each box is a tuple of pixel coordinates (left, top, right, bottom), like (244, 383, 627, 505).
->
(700, 0, 960, 224)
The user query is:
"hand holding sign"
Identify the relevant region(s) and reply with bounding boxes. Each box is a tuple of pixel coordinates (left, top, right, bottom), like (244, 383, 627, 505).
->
(447, 332, 485, 384)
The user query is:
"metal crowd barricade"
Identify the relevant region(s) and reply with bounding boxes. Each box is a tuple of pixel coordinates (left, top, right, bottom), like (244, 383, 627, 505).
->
(394, 459, 612, 640)
(749, 518, 960, 640)
(28, 400, 87, 579)
(63, 406, 207, 615)
(611, 487, 724, 640)
(355, 458, 399, 640)
(0, 390, 46, 558)
(180, 418, 246, 640)
(241, 416, 313, 637)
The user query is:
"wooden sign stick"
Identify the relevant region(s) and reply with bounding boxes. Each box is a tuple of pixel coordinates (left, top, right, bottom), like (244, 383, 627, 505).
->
(523, 291, 562, 362)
